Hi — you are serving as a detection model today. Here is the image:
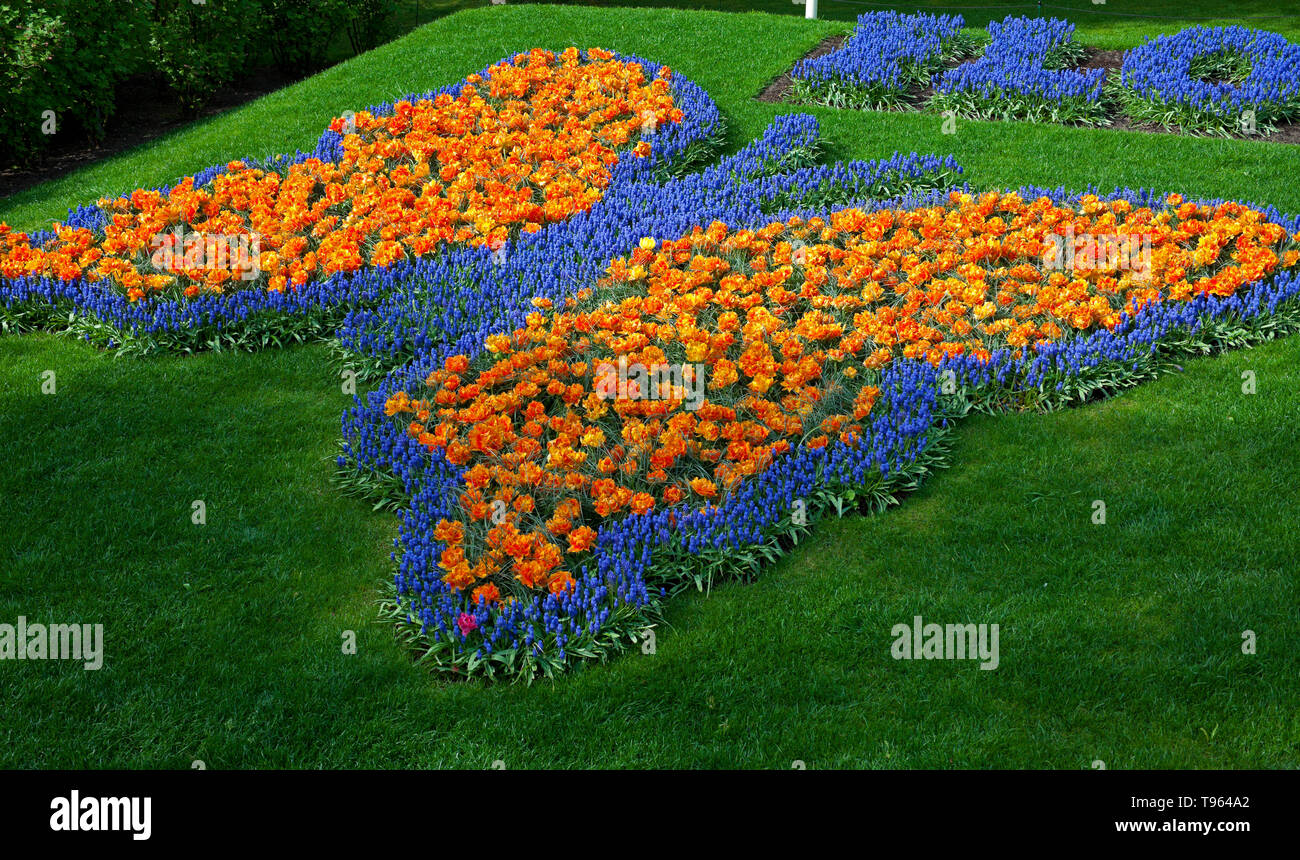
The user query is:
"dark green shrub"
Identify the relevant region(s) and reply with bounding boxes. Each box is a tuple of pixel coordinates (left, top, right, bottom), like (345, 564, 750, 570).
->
(0, 0, 401, 167)
(0, 0, 148, 168)
(344, 0, 395, 56)
(0, 5, 65, 167)
(149, 0, 261, 116)
(262, 0, 352, 73)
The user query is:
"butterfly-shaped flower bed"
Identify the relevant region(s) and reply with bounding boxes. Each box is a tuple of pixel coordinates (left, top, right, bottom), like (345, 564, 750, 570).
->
(5, 47, 1300, 682)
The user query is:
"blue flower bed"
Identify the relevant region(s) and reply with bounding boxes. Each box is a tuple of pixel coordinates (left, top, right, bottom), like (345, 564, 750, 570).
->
(788, 14, 1300, 138)
(930, 16, 1107, 125)
(790, 11, 971, 110)
(1117, 26, 1300, 136)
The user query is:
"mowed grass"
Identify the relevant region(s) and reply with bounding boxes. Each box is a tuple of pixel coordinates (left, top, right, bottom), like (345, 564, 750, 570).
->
(2, 4, 1299, 768)
(4, 334, 1297, 768)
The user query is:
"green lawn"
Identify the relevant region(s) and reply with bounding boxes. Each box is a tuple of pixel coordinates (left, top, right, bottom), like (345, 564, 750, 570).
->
(2, 3, 1298, 768)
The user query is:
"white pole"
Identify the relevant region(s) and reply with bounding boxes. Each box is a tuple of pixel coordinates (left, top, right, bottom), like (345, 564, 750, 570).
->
(806, 0, 818, 20)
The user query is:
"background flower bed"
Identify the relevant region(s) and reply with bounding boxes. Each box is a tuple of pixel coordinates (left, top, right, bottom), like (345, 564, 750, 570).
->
(789, 11, 1300, 140)
(928, 16, 1105, 126)
(789, 11, 976, 110)
(1116, 25, 1300, 136)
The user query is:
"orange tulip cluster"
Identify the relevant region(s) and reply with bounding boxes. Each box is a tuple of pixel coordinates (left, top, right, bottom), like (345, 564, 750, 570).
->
(0, 48, 679, 302)
(385, 190, 1299, 604)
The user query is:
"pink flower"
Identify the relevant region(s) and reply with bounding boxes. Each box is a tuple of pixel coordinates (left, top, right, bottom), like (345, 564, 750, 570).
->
(456, 612, 479, 637)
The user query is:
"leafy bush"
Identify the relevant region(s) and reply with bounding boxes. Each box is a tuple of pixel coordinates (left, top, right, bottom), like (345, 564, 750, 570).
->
(344, 0, 395, 56)
(0, 5, 65, 167)
(149, 0, 264, 116)
(0, 0, 148, 168)
(1, 0, 400, 166)
(262, 0, 353, 72)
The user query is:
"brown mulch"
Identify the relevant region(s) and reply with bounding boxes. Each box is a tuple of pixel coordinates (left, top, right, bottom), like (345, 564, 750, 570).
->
(761, 41, 1300, 145)
(0, 67, 314, 200)
(1078, 46, 1126, 74)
